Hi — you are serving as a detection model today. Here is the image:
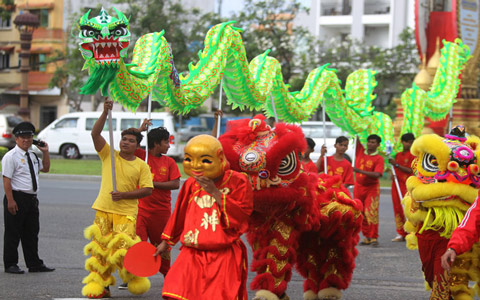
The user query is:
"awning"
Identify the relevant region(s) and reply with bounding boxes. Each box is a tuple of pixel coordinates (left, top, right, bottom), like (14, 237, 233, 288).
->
(17, 1, 54, 9)
(0, 46, 14, 53)
(16, 46, 53, 54)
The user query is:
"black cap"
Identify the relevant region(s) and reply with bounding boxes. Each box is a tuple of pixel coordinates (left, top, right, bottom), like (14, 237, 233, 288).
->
(13, 122, 35, 136)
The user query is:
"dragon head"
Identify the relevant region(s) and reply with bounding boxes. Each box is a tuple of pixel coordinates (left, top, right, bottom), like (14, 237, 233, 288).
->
(405, 125, 480, 240)
(219, 115, 306, 191)
(77, 7, 130, 66)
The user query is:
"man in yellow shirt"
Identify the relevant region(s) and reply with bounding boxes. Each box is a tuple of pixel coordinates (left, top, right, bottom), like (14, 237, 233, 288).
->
(82, 100, 153, 299)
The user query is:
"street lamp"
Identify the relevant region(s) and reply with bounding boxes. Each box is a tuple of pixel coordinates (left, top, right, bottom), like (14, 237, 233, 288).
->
(13, 11, 39, 120)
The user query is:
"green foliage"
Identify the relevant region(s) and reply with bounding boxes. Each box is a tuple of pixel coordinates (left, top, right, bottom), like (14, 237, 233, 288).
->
(0, 0, 14, 22)
(300, 28, 420, 118)
(0, 146, 8, 160)
(232, 0, 311, 83)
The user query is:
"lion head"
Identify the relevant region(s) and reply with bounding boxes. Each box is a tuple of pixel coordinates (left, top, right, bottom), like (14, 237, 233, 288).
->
(404, 125, 480, 245)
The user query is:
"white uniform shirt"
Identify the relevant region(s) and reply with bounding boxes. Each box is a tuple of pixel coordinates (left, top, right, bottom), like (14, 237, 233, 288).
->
(2, 145, 43, 194)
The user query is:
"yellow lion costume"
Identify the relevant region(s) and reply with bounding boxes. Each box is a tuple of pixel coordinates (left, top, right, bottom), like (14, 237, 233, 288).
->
(404, 125, 480, 299)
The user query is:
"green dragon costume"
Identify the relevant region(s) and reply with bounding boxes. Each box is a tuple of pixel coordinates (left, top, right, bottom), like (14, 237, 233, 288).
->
(78, 8, 469, 156)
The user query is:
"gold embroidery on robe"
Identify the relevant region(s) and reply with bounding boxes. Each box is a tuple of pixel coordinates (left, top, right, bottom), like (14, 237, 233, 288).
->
(194, 195, 215, 208)
(184, 229, 199, 247)
(201, 210, 219, 231)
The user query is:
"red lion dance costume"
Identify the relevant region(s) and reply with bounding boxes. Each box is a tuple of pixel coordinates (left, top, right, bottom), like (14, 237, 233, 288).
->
(219, 115, 363, 300)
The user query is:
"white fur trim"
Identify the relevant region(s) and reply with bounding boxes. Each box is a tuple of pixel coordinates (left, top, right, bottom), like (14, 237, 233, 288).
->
(318, 287, 342, 300)
(254, 289, 281, 300)
(304, 289, 319, 300)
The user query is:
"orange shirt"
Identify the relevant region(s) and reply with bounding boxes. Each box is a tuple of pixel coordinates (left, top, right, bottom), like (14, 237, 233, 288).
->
(354, 142, 384, 186)
(135, 148, 181, 211)
(301, 160, 318, 174)
(393, 150, 415, 184)
(318, 156, 354, 185)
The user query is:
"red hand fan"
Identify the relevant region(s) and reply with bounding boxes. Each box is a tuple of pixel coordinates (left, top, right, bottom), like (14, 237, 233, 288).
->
(124, 241, 161, 277)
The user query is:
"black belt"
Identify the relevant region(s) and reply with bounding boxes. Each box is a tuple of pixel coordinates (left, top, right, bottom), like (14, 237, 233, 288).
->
(12, 190, 37, 199)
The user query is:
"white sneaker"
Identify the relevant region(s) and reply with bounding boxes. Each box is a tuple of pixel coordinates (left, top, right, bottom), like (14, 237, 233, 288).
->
(391, 235, 405, 242)
(118, 283, 128, 290)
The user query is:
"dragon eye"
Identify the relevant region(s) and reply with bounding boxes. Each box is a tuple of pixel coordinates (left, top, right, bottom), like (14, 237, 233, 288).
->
(277, 151, 297, 176)
(422, 153, 439, 173)
(82, 29, 98, 38)
(112, 26, 127, 37)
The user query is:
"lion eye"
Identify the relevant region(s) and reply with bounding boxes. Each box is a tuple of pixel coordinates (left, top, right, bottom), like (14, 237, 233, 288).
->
(277, 151, 297, 176)
(422, 153, 439, 173)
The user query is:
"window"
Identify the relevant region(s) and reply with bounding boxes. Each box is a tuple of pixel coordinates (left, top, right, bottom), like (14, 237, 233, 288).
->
(54, 118, 78, 129)
(0, 53, 10, 70)
(30, 53, 46, 71)
(30, 9, 49, 27)
(40, 106, 57, 130)
(121, 119, 141, 130)
(150, 119, 164, 128)
(0, 16, 11, 28)
(86, 118, 117, 131)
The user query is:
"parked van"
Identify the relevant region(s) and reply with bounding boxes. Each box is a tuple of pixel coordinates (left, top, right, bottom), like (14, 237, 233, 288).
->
(37, 112, 181, 159)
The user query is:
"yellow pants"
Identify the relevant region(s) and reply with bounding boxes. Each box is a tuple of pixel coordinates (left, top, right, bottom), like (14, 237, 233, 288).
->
(82, 211, 150, 297)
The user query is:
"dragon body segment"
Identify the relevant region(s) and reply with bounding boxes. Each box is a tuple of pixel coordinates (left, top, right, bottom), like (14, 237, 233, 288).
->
(219, 116, 363, 300)
(403, 126, 480, 299)
(77, 9, 470, 154)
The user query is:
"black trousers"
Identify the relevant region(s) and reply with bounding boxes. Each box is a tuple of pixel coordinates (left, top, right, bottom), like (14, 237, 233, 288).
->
(3, 191, 43, 269)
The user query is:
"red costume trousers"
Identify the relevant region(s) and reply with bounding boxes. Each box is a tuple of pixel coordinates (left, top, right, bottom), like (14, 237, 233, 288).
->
(416, 230, 451, 297)
(391, 180, 407, 237)
(136, 209, 171, 276)
(354, 183, 379, 239)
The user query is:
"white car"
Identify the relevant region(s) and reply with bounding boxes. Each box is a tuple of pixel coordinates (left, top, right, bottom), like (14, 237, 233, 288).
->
(36, 111, 181, 159)
(299, 121, 355, 164)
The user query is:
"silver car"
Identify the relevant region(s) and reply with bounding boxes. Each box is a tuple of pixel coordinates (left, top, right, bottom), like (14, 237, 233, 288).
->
(178, 125, 211, 142)
(0, 114, 24, 149)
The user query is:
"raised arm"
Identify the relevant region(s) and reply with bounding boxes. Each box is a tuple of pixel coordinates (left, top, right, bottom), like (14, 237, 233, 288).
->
(91, 100, 111, 152)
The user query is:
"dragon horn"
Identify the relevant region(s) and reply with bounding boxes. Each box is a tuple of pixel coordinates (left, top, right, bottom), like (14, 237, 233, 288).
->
(113, 7, 129, 26)
(78, 9, 91, 26)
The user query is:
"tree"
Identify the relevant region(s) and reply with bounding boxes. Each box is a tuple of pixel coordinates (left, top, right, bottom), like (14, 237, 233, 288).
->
(0, 0, 15, 22)
(299, 27, 420, 119)
(232, 0, 312, 83)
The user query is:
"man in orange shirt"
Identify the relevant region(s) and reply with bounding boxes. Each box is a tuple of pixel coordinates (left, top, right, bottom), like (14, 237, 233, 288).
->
(354, 134, 384, 246)
(389, 133, 415, 242)
(132, 120, 181, 279)
(301, 138, 318, 174)
(317, 136, 354, 189)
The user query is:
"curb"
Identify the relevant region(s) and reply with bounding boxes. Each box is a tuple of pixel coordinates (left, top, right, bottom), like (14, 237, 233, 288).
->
(39, 174, 392, 192)
(39, 173, 188, 183)
(39, 173, 101, 182)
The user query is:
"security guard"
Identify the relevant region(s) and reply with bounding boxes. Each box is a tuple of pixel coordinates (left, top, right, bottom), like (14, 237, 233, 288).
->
(2, 121, 54, 274)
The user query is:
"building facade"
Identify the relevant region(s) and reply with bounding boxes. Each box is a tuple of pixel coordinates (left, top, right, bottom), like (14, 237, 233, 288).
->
(296, 0, 415, 48)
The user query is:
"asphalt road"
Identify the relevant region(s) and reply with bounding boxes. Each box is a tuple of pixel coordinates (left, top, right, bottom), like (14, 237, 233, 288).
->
(0, 177, 431, 300)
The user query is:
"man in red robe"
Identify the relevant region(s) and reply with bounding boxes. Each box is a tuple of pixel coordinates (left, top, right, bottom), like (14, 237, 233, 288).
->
(155, 134, 253, 300)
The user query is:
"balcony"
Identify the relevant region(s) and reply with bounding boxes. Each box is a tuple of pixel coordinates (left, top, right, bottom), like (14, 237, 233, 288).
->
(364, 0, 390, 15)
(320, 0, 351, 16)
